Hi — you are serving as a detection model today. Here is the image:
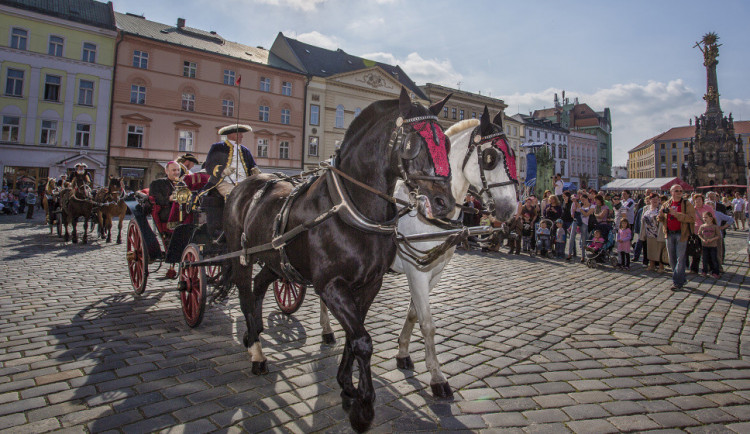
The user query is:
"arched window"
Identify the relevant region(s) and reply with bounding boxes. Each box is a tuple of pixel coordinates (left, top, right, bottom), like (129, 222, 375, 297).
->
(354, 107, 361, 118)
(335, 105, 345, 128)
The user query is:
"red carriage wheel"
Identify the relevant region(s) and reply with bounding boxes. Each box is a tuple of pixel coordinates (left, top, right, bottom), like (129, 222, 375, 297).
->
(273, 279, 306, 315)
(205, 263, 221, 282)
(126, 220, 148, 295)
(179, 244, 207, 328)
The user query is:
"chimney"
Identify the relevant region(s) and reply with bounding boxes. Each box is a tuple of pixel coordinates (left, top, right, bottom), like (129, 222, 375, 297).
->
(562, 90, 565, 104)
(177, 18, 185, 28)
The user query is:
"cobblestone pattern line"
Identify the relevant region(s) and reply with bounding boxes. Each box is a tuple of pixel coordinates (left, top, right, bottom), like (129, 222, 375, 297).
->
(0, 213, 747, 432)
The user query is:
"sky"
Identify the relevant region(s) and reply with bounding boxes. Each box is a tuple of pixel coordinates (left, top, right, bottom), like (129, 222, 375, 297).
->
(113, 0, 750, 166)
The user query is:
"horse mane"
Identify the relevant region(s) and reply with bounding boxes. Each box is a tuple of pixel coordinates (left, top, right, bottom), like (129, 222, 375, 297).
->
(445, 119, 479, 137)
(338, 99, 398, 155)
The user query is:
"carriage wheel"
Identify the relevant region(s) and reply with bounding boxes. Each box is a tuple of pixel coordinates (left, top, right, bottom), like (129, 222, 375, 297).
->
(179, 244, 207, 328)
(126, 220, 148, 295)
(205, 263, 221, 284)
(610, 256, 620, 267)
(273, 279, 306, 315)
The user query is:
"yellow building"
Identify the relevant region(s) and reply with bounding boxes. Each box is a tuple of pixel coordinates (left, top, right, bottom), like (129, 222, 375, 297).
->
(0, 0, 117, 189)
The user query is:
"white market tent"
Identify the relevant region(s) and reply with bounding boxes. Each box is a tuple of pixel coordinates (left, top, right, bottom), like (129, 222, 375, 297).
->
(600, 177, 693, 192)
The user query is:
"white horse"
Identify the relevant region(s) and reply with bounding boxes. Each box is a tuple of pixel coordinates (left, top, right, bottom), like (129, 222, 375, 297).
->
(320, 107, 519, 398)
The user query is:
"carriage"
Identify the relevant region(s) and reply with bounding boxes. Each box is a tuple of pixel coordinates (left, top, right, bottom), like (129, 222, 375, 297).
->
(124, 174, 306, 328)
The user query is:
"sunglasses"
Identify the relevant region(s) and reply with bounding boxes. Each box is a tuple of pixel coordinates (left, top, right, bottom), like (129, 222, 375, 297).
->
(673, 190, 683, 193)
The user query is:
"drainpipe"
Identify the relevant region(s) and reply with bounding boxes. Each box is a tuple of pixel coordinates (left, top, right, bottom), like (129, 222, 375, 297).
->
(105, 30, 123, 180)
(300, 75, 311, 171)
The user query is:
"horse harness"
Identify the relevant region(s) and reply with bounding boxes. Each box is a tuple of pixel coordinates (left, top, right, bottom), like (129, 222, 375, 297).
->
(462, 127, 519, 212)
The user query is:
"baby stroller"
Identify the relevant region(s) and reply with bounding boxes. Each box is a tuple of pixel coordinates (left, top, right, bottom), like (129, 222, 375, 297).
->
(584, 223, 619, 269)
(535, 218, 556, 259)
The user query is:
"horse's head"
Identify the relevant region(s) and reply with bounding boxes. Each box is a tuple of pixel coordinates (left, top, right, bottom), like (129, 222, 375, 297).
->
(108, 175, 123, 192)
(389, 88, 455, 218)
(454, 106, 518, 221)
(71, 176, 91, 199)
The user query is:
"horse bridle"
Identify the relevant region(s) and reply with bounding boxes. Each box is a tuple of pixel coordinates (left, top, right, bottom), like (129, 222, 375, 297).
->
(387, 114, 451, 192)
(462, 127, 518, 212)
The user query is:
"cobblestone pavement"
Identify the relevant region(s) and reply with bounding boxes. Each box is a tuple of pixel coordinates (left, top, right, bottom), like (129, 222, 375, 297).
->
(0, 213, 748, 433)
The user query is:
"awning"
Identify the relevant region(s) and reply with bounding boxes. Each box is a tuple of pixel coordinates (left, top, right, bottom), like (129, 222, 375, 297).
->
(695, 184, 746, 189)
(600, 177, 693, 192)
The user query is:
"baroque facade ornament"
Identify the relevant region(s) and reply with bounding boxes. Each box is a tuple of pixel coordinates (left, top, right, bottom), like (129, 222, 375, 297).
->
(356, 72, 392, 89)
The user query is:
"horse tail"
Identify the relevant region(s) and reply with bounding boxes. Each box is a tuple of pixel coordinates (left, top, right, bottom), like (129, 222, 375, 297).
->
(211, 259, 235, 303)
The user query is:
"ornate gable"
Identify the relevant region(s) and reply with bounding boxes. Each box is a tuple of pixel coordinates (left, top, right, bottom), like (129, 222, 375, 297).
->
(327, 66, 401, 95)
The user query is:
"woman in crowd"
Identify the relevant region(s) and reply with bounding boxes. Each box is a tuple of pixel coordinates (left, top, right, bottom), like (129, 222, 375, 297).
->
(688, 193, 715, 273)
(641, 193, 667, 272)
(706, 200, 734, 268)
(593, 195, 610, 226)
(544, 195, 563, 222)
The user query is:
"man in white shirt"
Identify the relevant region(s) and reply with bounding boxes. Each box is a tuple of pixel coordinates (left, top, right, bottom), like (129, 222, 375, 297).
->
(554, 173, 564, 200)
(731, 191, 746, 230)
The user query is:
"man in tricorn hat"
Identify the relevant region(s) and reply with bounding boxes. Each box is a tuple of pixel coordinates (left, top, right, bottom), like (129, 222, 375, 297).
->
(70, 163, 92, 187)
(176, 153, 200, 178)
(199, 124, 260, 238)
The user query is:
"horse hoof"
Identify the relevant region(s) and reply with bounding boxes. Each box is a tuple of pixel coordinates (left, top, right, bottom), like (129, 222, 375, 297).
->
(72, 239, 77, 244)
(322, 333, 335, 345)
(117, 239, 122, 244)
(242, 331, 249, 347)
(396, 356, 414, 370)
(431, 382, 453, 399)
(106, 239, 111, 243)
(349, 398, 374, 433)
(251, 360, 268, 375)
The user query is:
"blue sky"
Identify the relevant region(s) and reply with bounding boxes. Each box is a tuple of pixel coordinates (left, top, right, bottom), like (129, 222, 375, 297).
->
(113, 0, 750, 166)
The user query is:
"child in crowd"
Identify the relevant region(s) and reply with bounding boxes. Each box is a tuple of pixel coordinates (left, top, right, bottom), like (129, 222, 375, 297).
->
(698, 213, 721, 278)
(616, 219, 632, 269)
(536, 220, 551, 256)
(554, 219, 566, 258)
(586, 229, 605, 255)
(521, 211, 533, 253)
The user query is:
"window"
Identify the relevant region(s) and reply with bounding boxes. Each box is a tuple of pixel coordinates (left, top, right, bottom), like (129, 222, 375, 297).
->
(335, 105, 345, 128)
(44, 75, 61, 101)
(280, 108, 290, 125)
(354, 108, 361, 118)
(127, 125, 144, 148)
(1, 116, 20, 142)
(130, 84, 145, 104)
(282, 81, 292, 96)
(223, 69, 235, 85)
(443, 107, 448, 118)
(181, 93, 195, 111)
(459, 110, 464, 120)
(279, 141, 290, 159)
(472, 112, 476, 119)
(309, 104, 319, 125)
(308, 136, 319, 156)
(74, 124, 91, 147)
(257, 138, 268, 157)
(5, 69, 24, 97)
(451, 108, 457, 119)
(78, 80, 94, 106)
(82, 42, 96, 63)
(183, 61, 196, 78)
(222, 99, 234, 117)
(40, 120, 57, 145)
(259, 105, 269, 122)
(48, 36, 63, 56)
(10, 28, 27, 50)
(179, 131, 194, 152)
(259, 77, 270, 92)
(132, 50, 148, 69)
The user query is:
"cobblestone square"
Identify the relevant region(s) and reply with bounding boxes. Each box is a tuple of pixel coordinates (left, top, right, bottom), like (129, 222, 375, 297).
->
(0, 214, 748, 432)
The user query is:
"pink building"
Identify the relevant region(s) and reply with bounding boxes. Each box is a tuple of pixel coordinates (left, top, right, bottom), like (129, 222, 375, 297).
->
(568, 130, 599, 189)
(109, 13, 305, 189)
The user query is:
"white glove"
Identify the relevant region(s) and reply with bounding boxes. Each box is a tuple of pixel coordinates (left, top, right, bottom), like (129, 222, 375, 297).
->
(222, 166, 236, 177)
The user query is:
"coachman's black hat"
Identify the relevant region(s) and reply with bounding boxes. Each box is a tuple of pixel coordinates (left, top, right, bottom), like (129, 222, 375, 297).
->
(218, 124, 252, 136)
(180, 153, 200, 164)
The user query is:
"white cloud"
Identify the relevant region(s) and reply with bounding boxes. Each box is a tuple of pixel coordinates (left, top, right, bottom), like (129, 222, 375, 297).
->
(362, 52, 463, 87)
(346, 16, 385, 32)
(501, 80, 750, 166)
(256, 0, 325, 12)
(295, 31, 339, 50)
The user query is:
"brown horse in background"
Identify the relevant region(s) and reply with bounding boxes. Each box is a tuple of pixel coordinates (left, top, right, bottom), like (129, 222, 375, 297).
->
(94, 176, 127, 243)
(60, 176, 95, 244)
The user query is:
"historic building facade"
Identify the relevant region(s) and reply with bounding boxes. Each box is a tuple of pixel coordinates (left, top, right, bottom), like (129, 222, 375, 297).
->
(0, 0, 117, 190)
(686, 33, 746, 187)
(627, 127, 693, 179)
(511, 114, 570, 183)
(269, 33, 428, 171)
(109, 15, 305, 189)
(568, 130, 599, 189)
(534, 93, 613, 186)
(419, 83, 507, 132)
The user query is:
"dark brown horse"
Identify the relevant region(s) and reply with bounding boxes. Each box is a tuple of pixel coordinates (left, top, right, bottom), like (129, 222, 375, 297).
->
(94, 176, 127, 243)
(60, 175, 95, 244)
(215, 88, 455, 432)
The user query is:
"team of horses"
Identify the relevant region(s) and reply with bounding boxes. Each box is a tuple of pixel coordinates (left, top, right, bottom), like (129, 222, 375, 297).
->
(43, 175, 127, 244)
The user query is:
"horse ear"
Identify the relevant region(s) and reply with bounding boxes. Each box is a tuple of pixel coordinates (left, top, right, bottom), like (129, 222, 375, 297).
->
(398, 87, 412, 117)
(480, 106, 493, 136)
(429, 93, 452, 116)
(493, 111, 504, 130)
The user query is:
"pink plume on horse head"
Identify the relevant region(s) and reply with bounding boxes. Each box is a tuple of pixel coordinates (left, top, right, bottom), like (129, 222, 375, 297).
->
(495, 137, 517, 181)
(413, 122, 450, 177)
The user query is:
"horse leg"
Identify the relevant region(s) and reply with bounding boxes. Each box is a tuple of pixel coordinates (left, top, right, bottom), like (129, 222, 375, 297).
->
(240, 265, 275, 375)
(106, 214, 113, 243)
(63, 212, 70, 242)
(97, 210, 104, 239)
(82, 215, 88, 244)
(416, 270, 452, 398)
(116, 211, 124, 244)
(319, 277, 379, 433)
(396, 300, 418, 370)
(320, 300, 335, 344)
(71, 216, 78, 244)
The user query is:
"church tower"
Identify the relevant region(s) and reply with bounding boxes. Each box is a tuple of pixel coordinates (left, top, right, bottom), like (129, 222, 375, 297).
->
(686, 32, 746, 187)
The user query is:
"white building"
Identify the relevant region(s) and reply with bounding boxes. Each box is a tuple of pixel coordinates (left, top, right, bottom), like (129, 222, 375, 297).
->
(569, 130, 600, 189)
(511, 114, 569, 180)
